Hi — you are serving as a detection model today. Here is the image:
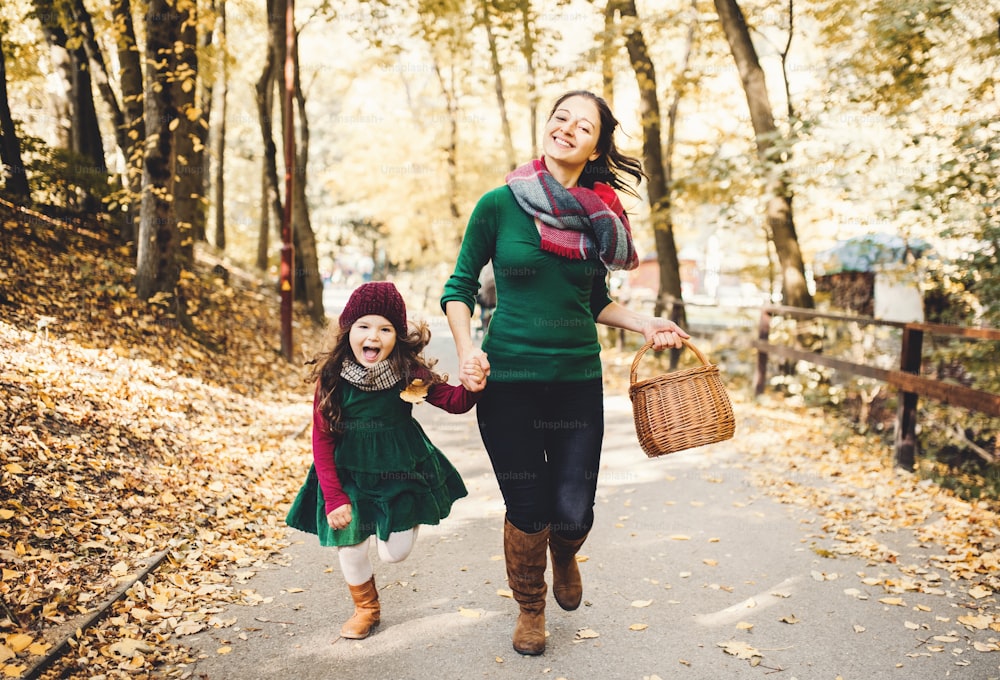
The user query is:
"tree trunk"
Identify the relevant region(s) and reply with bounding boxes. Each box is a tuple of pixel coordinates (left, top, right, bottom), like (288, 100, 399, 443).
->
(32, 0, 106, 177)
(713, 0, 812, 308)
(193, 2, 215, 244)
(212, 0, 228, 250)
(433, 59, 461, 244)
(111, 0, 145, 244)
(482, 0, 515, 170)
(614, 0, 687, 347)
(136, 0, 183, 300)
(173, 0, 203, 260)
(0, 36, 30, 198)
(290, 24, 325, 324)
(601, 2, 616, 107)
(67, 0, 127, 155)
(518, 1, 538, 158)
(256, 0, 282, 271)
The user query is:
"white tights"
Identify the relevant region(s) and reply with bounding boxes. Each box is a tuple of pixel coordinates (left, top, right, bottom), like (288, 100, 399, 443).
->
(337, 527, 420, 586)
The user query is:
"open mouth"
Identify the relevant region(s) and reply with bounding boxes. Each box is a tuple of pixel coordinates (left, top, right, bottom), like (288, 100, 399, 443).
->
(362, 346, 381, 362)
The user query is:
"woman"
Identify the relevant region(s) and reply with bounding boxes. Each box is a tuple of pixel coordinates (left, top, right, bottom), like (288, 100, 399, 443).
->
(441, 90, 688, 656)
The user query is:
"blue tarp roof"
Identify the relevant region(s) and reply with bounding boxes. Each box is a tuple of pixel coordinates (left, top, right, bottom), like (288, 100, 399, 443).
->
(813, 233, 933, 276)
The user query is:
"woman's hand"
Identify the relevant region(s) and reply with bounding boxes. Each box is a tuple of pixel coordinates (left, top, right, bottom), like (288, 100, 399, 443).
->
(326, 504, 352, 530)
(459, 349, 491, 392)
(596, 301, 690, 351)
(641, 317, 690, 351)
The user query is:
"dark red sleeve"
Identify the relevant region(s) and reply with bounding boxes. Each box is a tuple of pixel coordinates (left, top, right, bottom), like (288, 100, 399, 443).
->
(311, 392, 351, 515)
(425, 382, 480, 414)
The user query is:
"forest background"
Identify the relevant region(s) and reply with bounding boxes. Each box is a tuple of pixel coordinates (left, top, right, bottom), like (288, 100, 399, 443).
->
(0, 0, 1000, 478)
(2, 0, 997, 464)
(1, 0, 999, 676)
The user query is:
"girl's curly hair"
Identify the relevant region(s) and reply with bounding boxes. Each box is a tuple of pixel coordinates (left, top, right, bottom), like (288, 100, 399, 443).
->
(306, 319, 445, 438)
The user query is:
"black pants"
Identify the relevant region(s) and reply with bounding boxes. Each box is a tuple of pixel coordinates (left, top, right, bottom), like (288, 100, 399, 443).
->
(477, 379, 604, 538)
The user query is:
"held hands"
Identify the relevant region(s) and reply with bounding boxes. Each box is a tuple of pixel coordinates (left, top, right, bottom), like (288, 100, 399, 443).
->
(459, 350, 490, 392)
(642, 318, 690, 351)
(326, 504, 352, 530)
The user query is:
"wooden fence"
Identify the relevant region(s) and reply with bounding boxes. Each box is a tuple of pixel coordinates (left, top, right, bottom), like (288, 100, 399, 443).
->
(752, 304, 1000, 470)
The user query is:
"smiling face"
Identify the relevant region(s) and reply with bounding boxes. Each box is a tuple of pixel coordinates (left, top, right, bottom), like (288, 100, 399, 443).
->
(542, 95, 602, 174)
(348, 314, 397, 366)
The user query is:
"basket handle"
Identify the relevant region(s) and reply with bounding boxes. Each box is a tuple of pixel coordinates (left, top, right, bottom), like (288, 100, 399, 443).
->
(629, 338, 710, 386)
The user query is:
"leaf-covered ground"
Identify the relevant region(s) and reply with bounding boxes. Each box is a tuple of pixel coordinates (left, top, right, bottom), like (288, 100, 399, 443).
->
(0, 203, 321, 677)
(1, 202, 997, 678)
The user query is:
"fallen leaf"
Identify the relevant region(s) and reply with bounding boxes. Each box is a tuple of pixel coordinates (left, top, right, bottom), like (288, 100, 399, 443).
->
(957, 614, 993, 630)
(736, 621, 754, 631)
(574, 628, 600, 640)
(5, 635, 31, 654)
(717, 640, 762, 663)
(108, 639, 154, 657)
(879, 597, 905, 606)
(458, 607, 481, 619)
(173, 620, 206, 636)
(779, 614, 800, 624)
(631, 600, 653, 608)
(629, 623, 648, 631)
(27, 642, 51, 655)
(853, 625, 866, 633)
(968, 586, 992, 599)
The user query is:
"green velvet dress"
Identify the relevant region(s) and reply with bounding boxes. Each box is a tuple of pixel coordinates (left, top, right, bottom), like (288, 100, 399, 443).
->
(285, 382, 469, 547)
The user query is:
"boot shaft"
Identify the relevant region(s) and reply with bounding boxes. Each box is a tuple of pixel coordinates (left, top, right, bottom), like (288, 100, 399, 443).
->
(503, 520, 549, 605)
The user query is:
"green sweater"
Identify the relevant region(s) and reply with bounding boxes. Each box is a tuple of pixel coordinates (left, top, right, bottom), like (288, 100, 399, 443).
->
(441, 186, 613, 382)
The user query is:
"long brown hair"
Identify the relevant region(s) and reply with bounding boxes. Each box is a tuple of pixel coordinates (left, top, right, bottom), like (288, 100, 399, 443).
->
(548, 90, 646, 198)
(307, 319, 444, 438)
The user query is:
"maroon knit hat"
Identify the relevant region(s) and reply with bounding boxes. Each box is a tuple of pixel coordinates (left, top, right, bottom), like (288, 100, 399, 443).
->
(339, 281, 408, 335)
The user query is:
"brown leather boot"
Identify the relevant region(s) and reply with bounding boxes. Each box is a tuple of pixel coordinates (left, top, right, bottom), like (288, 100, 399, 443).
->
(340, 576, 380, 639)
(549, 532, 588, 611)
(504, 519, 550, 655)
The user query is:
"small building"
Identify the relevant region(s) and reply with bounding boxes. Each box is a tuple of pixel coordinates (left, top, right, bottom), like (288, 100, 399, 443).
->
(813, 233, 932, 322)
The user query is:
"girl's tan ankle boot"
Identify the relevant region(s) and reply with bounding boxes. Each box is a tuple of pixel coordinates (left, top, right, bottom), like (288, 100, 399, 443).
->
(340, 576, 380, 639)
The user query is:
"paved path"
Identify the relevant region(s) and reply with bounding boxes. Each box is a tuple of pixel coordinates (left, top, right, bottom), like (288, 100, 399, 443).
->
(181, 317, 1000, 680)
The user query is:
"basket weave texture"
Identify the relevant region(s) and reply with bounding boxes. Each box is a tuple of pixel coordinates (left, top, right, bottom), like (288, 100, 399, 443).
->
(628, 339, 736, 457)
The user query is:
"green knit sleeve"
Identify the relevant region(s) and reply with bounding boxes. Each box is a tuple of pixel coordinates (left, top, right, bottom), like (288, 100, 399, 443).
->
(440, 189, 499, 314)
(589, 267, 613, 320)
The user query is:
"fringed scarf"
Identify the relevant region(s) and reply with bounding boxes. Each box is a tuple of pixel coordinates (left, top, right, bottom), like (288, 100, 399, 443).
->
(505, 158, 638, 271)
(340, 358, 401, 392)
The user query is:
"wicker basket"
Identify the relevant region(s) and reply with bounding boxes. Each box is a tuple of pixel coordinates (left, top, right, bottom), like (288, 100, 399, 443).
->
(628, 339, 736, 457)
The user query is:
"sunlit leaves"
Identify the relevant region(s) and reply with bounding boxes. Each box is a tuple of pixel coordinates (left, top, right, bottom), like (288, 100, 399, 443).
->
(0, 209, 322, 676)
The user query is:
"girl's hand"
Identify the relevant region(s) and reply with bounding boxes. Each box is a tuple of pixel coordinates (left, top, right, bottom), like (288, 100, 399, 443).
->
(326, 504, 352, 530)
(460, 349, 490, 392)
(642, 318, 690, 351)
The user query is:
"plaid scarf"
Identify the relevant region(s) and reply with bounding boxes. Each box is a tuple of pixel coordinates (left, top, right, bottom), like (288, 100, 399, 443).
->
(505, 158, 638, 271)
(340, 358, 401, 392)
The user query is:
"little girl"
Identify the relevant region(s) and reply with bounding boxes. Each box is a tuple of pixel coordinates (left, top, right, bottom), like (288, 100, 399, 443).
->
(285, 281, 482, 639)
